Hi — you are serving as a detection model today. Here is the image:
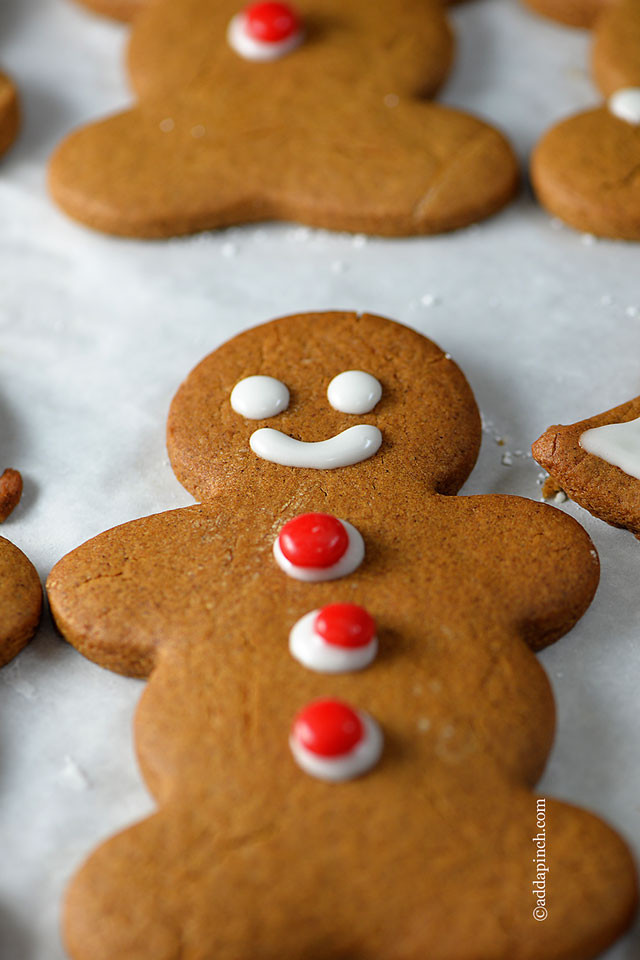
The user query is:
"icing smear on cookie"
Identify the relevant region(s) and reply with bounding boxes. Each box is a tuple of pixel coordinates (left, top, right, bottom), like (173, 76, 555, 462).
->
(580, 415, 640, 479)
(608, 88, 640, 125)
(228, 2, 304, 62)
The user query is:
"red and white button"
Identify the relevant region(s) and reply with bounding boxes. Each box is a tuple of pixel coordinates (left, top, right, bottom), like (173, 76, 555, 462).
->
(289, 698, 383, 781)
(273, 513, 365, 581)
(227, 2, 304, 62)
(289, 603, 378, 673)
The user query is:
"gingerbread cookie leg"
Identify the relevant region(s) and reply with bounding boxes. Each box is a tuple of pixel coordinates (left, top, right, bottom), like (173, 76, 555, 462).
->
(0, 537, 42, 668)
(534, 393, 640, 536)
(0, 71, 19, 159)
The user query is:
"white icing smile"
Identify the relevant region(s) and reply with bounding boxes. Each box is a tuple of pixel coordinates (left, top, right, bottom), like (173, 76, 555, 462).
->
(250, 424, 382, 469)
(580, 415, 640, 480)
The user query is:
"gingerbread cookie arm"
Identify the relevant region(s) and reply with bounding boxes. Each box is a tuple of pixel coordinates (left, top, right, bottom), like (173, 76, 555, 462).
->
(593, 0, 640, 96)
(47, 504, 240, 676)
(0, 536, 42, 667)
(533, 394, 640, 536)
(0, 71, 19, 159)
(49, 100, 518, 238)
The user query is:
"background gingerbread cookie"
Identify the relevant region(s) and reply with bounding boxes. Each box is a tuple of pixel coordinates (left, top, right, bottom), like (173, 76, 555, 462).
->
(0, 69, 19, 159)
(49, 0, 518, 238)
(531, 88, 640, 239)
(48, 312, 635, 960)
(534, 393, 640, 537)
(593, 0, 640, 95)
(0, 536, 42, 668)
(531, 0, 640, 237)
(522, 0, 614, 28)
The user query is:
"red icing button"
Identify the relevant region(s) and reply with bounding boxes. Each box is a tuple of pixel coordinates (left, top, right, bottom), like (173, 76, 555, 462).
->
(315, 604, 376, 649)
(279, 513, 348, 569)
(245, 2, 301, 43)
(293, 699, 363, 757)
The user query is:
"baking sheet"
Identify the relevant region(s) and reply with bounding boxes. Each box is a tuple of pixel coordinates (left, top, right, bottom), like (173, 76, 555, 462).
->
(1, 0, 639, 956)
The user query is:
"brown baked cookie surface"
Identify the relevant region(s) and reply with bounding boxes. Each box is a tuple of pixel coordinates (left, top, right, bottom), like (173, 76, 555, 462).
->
(593, 0, 640, 94)
(0, 536, 42, 668)
(531, 100, 640, 239)
(74, 0, 145, 21)
(522, 0, 614, 27)
(0, 70, 19, 159)
(49, 0, 518, 238)
(48, 312, 636, 960)
(534, 393, 640, 536)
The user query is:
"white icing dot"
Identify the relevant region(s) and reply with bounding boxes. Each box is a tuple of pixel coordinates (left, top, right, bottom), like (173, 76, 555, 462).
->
(159, 118, 174, 133)
(227, 12, 303, 62)
(273, 519, 365, 582)
(608, 87, 640, 125)
(290, 712, 383, 782)
(289, 609, 378, 673)
(230, 376, 289, 419)
(327, 371, 382, 415)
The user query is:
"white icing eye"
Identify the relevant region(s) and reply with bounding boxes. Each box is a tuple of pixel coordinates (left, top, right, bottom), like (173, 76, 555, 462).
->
(230, 376, 290, 419)
(327, 371, 382, 415)
(608, 88, 640, 125)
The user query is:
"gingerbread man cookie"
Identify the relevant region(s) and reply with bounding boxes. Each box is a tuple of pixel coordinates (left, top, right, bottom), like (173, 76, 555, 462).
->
(0, 536, 42, 668)
(0, 69, 18, 159)
(534, 392, 640, 536)
(531, 0, 640, 238)
(49, 0, 519, 238)
(48, 312, 635, 960)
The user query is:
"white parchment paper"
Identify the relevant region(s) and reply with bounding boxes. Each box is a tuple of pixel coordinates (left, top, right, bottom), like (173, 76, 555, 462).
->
(0, 0, 639, 956)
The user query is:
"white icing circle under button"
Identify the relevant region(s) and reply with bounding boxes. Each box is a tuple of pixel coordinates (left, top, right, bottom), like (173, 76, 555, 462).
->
(327, 370, 382, 414)
(289, 711, 383, 782)
(580, 415, 640, 480)
(250, 424, 382, 468)
(227, 12, 303, 62)
(230, 376, 290, 419)
(273, 519, 365, 581)
(608, 88, 640, 126)
(289, 609, 378, 673)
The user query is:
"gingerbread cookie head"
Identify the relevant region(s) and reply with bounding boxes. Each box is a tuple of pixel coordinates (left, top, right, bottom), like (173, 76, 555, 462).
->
(0, 70, 18, 159)
(531, 90, 640, 239)
(49, 0, 518, 238)
(168, 311, 481, 503)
